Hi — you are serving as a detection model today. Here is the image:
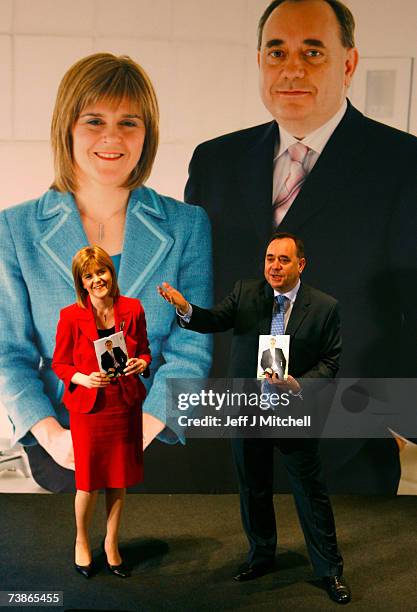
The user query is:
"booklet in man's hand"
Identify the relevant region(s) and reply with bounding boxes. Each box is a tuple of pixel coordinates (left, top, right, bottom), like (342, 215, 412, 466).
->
(257, 334, 290, 380)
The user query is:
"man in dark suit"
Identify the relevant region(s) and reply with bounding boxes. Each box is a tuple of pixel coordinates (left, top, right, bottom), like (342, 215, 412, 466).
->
(260, 336, 286, 378)
(158, 233, 351, 604)
(100, 340, 128, 376)
(185, 0, 417, 493)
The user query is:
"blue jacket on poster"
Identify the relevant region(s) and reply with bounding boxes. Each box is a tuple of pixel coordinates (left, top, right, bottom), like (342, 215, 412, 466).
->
(0, 186, 213, 446)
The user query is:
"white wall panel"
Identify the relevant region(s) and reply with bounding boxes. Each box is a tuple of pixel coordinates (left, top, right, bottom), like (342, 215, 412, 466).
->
(148, 142, 192, 201)
(0, 36, 12, 140)
(246, 0, 268, 46)
(173, 0, 246, 44)
(0, 0, 13, 33)
(15, 0, 94, 35)
(0, 141, 53, 210)
(96, 0, 172, 39)
(14, 36, 93, 140)
(172, 42, 246, 142)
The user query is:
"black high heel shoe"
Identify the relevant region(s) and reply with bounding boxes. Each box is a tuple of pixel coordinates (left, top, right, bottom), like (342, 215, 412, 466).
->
(74, 542, 94, 579)
(74, 561, 94, 579)
(101, 540, 131, 578)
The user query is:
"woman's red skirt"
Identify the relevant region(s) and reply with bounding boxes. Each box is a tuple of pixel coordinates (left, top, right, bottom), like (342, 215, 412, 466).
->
(70, 380, 143, 491)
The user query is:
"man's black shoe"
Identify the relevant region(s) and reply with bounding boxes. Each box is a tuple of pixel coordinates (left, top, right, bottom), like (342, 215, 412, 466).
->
(233, 562, 274, 582)
(322, 575, 351, 604)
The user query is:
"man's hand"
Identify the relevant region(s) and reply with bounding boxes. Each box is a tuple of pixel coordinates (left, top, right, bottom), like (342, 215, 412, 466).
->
(124, 358, 148, 376)
(142, 413, 165, 450)
(31, 417, 75, 470)
(265, 372, 301, 394)
(157, 282, 189, 315)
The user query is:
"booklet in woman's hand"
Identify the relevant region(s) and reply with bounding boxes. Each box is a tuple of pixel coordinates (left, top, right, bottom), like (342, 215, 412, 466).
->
(93, 331, 129, 377)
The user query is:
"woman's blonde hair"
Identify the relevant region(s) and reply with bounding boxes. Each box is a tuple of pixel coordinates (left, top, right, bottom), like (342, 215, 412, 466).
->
(51, 53, 159, 193)
(72, 245, 120, 308)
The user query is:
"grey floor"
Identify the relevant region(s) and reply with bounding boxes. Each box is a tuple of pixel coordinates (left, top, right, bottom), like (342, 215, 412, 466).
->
(1, 494, 416, 611)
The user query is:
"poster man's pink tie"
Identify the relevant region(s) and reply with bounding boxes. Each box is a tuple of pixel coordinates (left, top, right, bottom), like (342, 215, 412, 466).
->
(273, 142, 309, 226)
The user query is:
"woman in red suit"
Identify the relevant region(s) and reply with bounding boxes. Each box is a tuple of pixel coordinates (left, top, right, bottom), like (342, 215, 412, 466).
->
(53, 245, 151, 578)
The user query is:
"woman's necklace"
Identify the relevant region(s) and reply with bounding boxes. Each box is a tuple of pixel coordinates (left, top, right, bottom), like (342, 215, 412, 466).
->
(79, 206, 126, 242)
(95, 303, 113, 325)
(103, 306, 112, 322)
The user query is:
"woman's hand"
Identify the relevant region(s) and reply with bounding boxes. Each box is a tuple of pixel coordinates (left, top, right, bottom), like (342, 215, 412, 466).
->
(123, 358, 148, 376)
(71, 371, 110, 388)
(157, 282, 189, 315)
(85, 372, 110, 388)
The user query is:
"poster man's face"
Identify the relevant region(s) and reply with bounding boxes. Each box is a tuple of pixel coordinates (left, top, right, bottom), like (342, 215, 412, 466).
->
(258, 0, 358, 137)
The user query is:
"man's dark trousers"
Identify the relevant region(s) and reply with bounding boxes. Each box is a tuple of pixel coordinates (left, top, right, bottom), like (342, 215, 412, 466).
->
(232, 437, 342, 575)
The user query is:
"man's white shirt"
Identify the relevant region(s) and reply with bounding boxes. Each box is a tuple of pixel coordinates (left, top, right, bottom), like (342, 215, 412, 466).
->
(273, 100, 348, 204)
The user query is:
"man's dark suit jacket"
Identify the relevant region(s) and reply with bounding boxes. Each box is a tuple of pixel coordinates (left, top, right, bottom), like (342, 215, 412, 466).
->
(185, 101, 417, 493)
(101, 346, 127, 373)
(261, 347, 286, 375)
(184, 280, 340, 381)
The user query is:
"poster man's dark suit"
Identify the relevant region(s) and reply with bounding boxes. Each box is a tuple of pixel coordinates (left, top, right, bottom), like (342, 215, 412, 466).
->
(182, 279, 343, 575)
(101, 346, 128, 375)
(185, 102, 417, 494)
(261, 347, 286, 378)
